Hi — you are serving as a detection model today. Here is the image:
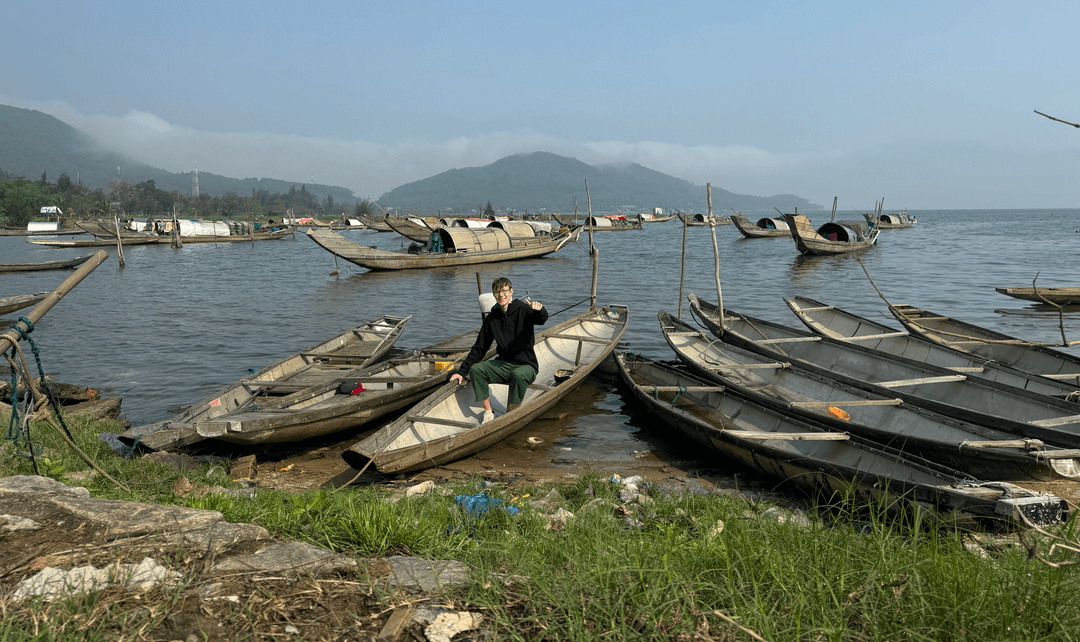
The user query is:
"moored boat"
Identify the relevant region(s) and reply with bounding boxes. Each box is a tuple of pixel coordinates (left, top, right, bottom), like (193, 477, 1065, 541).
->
(731, 213, 791, 238)
(688, 294, 1080, 450)
(0, 254, 95, 273)
(119, 315, 410, 451)
(877, 210, 916, 229)
(677, 212, 731, 227)
(659, 309, 1080, 482)
(614, 351, 1068, 527)
(995, 287, 1080, 306)
(306, 223, 579, 271)
(784, 296, 1080, 401)
(889, 303, 1080, 383)
(784, 213, 878, 255)
(0, 293, 49, 316)
(342, 304, 629, 474)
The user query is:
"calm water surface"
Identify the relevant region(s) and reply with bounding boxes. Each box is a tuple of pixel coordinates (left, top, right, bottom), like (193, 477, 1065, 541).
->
(2, 209, 1079, 468)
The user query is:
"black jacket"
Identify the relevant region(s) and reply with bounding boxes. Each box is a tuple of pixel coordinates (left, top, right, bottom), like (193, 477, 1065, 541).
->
(457, 299, 549, 377)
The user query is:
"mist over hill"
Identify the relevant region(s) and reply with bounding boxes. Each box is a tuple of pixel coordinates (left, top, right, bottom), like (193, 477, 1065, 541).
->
(0, 104, 356, 203)
(380, 152, 821, 214)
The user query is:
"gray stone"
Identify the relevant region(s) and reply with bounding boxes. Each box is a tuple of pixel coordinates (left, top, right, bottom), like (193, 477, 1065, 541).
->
(210, 540, 357, 576)
(385, 555, 469, 591)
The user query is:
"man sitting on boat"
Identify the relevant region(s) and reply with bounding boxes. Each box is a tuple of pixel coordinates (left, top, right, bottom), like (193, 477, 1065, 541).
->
(450, 277, 548, 423)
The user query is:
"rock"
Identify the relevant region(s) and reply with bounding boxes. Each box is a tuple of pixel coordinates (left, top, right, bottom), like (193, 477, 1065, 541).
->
(12, 557, 181, 602)
(210, 541, 357, 576)
(383, 555, 469, 591)
(230, 454, 257, 480)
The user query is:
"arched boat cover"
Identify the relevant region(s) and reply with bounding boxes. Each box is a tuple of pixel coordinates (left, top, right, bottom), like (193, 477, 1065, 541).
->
(816, 220, 872, 242)
(755, 217, 789, 230)
(489, 221, 538, 237)
(433, 226, 514, 252)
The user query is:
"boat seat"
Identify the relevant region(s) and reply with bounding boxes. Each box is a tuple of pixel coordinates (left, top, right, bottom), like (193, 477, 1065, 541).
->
(876, 375, 967, 388)
(405, 415, 477, 429)
(1029, 415, 1080, 428)
(751, 336, 822, 345)
(788, 399, 903, 408)
(733, 432, 849, 441)
(837, 331, 910, 341)
(544, 333, 612, 344)
(705, 362, 789, 370)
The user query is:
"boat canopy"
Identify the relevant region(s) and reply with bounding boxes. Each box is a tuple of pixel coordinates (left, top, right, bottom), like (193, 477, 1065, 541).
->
(489, 221, 538, 237)
(879, 213, 911, 225)
(449, 218, 491, 229)
(432, 226, 515, 252)
(816, 220, 872, 242)
(755, 217, 789, 231)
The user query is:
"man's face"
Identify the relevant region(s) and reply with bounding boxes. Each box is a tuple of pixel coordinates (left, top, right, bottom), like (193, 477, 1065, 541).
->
(494, 285, 513, 306)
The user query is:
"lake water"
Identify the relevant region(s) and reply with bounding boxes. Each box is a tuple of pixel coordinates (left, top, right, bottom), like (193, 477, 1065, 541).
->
(2, 209, 1079, 468)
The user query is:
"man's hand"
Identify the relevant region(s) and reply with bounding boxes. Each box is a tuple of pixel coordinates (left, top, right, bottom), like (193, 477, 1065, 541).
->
(450, 373, 465, 385)
(525, 297, 542, 311)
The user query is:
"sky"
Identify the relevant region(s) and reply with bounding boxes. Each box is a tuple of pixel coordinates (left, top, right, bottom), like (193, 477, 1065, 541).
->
(3, 1, 1078, 210)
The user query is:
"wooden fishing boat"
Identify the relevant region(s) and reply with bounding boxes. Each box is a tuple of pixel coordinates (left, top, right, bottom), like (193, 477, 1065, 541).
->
(384, 216, 438, 243)
(636, 212, 677, 223)
(876, 210, 916, 229)
(584, 215, 643, 231)
(658, 309, 1080, 482)
(889, 303, 1080, 384)
(0, 293, 49, 316)
(614, 351, 1067, 527)
(190, 335, 476, 446)
(784, 296, 1080, 401)
(688, 294, 1080, 449)
(27, 236, 168, 248)
(118, 315, 409, 451)
(171, 226, 293, 243)
(75, 219, 160, 239)
(342, 304, 629, 474)
(731, 213, 791, 238)
(995, 287, 1080, 306)
(306, 222, 579, 271)
(0, 227, 85, 236)
(352, 214, 394, 232)
(677, 212, 731, 227)
(0, 254, 95, 273)
(784, 213, 879, 255)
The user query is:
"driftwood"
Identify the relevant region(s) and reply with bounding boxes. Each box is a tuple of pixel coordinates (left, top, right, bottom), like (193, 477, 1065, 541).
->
(1035, 109, 1080, 129)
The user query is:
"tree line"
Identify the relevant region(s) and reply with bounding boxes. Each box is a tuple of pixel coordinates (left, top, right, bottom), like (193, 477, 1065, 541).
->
(0, 168, 370, 227)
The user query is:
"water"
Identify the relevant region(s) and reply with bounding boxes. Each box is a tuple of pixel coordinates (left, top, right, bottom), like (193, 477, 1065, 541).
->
(2, 210, 1079, 465)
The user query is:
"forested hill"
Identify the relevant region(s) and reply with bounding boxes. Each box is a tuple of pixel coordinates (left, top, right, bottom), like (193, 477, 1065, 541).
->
(0, 104, 356, 203)
(380, 151, 820, 214)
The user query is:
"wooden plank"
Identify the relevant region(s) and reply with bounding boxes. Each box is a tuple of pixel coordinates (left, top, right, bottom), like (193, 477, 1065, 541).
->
(543, 333, 611, 344)
(648, 386, 726, 393)
(1028, 414, 1080, 428)
(944, 366, 987, 373)
(751, 336, 822, 345)
(706, 362, 789, 370)
(405, 415, 476, 429)
(789, 399, 903, 408)
(876, 374, 967, 388)
(836, 331, 911, 341)
(731, 431, 849, 441)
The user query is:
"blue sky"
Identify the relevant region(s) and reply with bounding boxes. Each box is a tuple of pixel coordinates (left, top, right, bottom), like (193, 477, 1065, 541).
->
(4, 1, 1078, 209)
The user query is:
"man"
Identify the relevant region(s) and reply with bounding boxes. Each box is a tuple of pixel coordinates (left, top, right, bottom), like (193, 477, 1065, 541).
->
(450, 277, 547, 423)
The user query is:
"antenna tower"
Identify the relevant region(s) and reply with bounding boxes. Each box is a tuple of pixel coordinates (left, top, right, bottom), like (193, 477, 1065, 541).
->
(191, 142, 199, 198)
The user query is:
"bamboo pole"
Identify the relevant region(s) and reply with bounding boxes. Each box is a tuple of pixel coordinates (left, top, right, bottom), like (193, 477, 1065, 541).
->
(113, 216, 125, 267)
(678, 205, 688, 318)
(585, 179, 597, 310)
(707, 183, 724, 331)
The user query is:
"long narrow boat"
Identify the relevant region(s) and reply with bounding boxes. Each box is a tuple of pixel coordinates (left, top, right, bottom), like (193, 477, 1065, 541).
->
(784, 213, 879, 255)
(75, 219, 159, 239)
(614, 351, 1067, 527)
(731, 213, 791, 238)
(307, 223, 579, 271)
(0, 293, 49, 316)
(888, 303, 1080, 383)
(876, 210, 916, 229)
(189, 333, 477, 445)
(119, 315, 409, 451)
(636, 212, 677, 223)
(784, 296, 1080, 401)
(342, 304, 629, 474)
(677, 212, 731, 227)
(28, 237, 168, 248)
(0, 254, 96, 273)
(583, 215, 643, 231)
(995, 287, 1080, 306)
(688, 294, 1080, 449)
(658, 309, 1080, 482)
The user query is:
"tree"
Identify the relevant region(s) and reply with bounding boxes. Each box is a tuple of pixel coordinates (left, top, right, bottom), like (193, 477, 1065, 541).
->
(483, 201, 496, 217)
(355, 199, 375, 217)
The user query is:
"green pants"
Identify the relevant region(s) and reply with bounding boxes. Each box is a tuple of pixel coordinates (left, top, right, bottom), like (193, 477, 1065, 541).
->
(468, 360, 537, 405)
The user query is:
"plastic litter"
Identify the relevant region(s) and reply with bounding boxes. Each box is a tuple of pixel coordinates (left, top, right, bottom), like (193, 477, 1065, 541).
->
(454, 492, 521, 517)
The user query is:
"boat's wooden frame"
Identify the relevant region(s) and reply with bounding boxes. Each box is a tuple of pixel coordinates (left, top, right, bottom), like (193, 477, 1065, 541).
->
(784, 213, 879, 255)
(0, 254, 95, 273)
(731, 214, 791, 238)
(784, 296, 1080, 401)
(889, 303, 1080, 383)
(384, 216, 438, 243)
(614, 351, 1067, 527)
(995, 287, 1080, 306)
(688, 294, 1080, 450)
(119, 315, 410, 450)
(0, 293, 49, 316)
(659, 309, 1080, 481)
(306, 224, 579, 271)
(342, 304, 629, 474)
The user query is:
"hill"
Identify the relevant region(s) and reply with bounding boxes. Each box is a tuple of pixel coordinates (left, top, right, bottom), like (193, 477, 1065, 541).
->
(379, 151, 820, 214)
(0, 104, 356, 203)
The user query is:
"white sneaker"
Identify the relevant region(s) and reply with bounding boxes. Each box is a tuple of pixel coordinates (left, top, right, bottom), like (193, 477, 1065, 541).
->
(482, 410, 495, 424)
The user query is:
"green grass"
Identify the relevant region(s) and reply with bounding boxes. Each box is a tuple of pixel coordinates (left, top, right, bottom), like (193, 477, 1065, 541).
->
(3, 411, 1080, 640)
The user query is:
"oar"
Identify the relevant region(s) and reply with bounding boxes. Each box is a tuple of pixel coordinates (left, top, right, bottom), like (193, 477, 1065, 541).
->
(1, 250, 109, 356)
